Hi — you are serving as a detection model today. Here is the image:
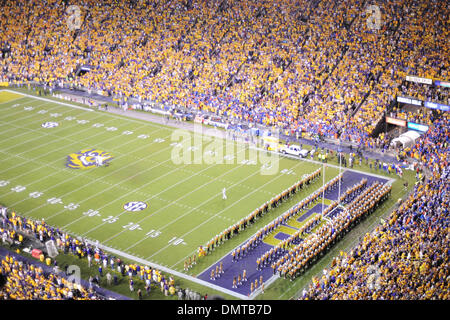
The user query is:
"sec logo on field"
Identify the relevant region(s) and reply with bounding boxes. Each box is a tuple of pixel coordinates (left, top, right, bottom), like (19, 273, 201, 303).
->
(123, 201, 148, 212)
(42, 122, 59, 128)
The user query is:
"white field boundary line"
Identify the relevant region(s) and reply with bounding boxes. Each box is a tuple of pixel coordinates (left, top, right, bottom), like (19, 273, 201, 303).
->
(0, 95, 31, 106)
(1, 89, 94, 112)
(0, 115, 120, 175)
(168, 121, 395, 185)
(283, 182, 406, 300)
(0, 105, 176, 169)
(120, 163, 271, 251)
(1, 89, 172, 131)
(0, 109, 166, 174)
(0, 109, 111, 169)
(0, 100, 67, 142)
(81, 238, 249, 300)
(26, 125, 189, 220)
(0, 117, 137, 196)
(74, 136, 266, 236)
(60, 156, 198, 228)
(147, 158, 306, 263)
(5, 122, 170, 213)
(272, 149, 396, 184)
(168, 159, 313, 269)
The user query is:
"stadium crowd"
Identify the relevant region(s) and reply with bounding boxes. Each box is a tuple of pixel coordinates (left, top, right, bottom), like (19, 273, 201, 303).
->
(200, 168, 322, 256)
(273, 182, 391, 280)
(0, 206, 202, 300)
(1, 0, 448, 151)
(0, 254, 102, 300)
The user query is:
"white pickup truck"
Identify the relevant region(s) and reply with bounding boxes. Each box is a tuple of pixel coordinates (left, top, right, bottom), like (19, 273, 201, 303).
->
(279, 145, 310, 158)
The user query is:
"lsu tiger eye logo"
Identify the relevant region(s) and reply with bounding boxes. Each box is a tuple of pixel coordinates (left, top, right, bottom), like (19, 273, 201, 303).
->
(66, 149, 113, 169)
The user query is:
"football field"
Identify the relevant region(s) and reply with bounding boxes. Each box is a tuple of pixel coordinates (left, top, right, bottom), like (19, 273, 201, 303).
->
(0, 90, 340, 276)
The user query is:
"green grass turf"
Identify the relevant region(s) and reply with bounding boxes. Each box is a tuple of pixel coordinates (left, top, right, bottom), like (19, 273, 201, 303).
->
(0, 89, 412, 300)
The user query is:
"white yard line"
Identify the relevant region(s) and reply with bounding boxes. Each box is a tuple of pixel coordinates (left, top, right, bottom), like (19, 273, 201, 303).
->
(81, 238, 249, 300)
(0, 117, 133, 197)
(0, 96, 30, 106)
(91, 140, 284, 245)
(166, 160, 309, 268)
(93, 158, 254, 243)
(0, 111, 110, 171)
(61, 157, 189, 228)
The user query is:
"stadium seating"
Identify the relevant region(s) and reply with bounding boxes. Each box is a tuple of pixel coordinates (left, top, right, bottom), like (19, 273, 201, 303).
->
(0, 254, 102, 300)
(0, 0, 448, 300)
(300, 114, 449, 299)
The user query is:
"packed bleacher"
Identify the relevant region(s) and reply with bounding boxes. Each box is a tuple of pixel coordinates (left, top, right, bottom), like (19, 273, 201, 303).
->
(0, 0, 449, 300)
(0, 254, 102, 300)
(1, 0, 448, 151)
